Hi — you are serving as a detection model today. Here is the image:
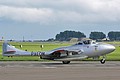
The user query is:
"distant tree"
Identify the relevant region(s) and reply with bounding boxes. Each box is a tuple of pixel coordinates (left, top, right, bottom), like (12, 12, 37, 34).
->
(89, 32, 106, 40)
(108, 31, 120, 41)
(47, 38, 55, 41)
(55, 30, 86, 41)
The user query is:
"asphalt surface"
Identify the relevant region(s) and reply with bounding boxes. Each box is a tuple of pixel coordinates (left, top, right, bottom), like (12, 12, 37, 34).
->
(0, 61, 120, 80)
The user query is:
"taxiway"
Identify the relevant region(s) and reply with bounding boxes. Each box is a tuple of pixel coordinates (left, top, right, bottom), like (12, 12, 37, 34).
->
(0, 61, 120, 80)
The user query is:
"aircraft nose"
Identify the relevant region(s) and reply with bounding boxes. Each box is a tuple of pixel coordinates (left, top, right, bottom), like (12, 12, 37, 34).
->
(104, 44, 115, 53)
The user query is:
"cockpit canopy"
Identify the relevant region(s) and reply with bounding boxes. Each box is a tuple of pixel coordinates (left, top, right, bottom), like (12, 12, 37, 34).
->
(76, 40, 96, 45)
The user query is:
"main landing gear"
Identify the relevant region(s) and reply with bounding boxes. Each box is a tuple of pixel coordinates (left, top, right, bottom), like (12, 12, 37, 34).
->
(62, 61, 70, 64)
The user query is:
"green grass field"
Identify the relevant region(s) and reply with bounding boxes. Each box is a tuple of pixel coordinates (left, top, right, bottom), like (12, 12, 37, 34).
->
(0, 41, 120, 61)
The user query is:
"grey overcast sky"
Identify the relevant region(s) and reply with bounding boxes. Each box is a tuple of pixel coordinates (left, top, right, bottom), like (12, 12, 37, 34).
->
(0, 0, 120, 40)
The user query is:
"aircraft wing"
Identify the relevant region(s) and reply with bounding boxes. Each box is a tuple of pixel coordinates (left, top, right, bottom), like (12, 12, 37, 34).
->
(45, 48, 87, 61)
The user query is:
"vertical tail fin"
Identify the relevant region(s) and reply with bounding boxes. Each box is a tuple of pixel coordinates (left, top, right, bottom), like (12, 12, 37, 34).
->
(2, 42, 8, 54)
(2, 42, 16, 56)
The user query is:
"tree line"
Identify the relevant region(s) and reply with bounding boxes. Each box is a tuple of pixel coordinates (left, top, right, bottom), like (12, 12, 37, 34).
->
(55, 30, 120, 41)
(55, 31, 86, 41)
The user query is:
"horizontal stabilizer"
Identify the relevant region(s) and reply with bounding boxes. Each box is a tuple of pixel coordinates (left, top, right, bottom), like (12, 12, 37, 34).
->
(4, 50, 16, 54)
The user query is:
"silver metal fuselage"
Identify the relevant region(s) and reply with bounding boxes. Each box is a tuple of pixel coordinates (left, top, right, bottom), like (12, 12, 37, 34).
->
(63, 43, 115, 57)
(41, 42, 115, 60)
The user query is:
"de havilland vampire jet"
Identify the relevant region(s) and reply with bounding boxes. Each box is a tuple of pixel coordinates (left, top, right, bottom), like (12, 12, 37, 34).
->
(2, 39, 115, 64)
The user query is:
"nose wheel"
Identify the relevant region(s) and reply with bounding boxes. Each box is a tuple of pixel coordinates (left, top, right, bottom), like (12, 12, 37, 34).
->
(100, 59, 105, 64)
(100, 56, 106, 64)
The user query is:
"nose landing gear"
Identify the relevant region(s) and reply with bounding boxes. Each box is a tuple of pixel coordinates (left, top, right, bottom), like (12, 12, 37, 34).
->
(100, 59, 105, 64)
(100, 56, 106, 64)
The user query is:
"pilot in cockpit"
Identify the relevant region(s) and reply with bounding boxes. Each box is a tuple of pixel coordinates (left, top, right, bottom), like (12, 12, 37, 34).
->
(83, 40, 91, 44)
(77, 40, 91, 45)
(76, 39, 96, 45)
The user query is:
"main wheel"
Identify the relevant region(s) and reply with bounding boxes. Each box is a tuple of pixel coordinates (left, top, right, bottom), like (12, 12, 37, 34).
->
(100, 59, 105, 64)
(62, 61, 70, 64)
